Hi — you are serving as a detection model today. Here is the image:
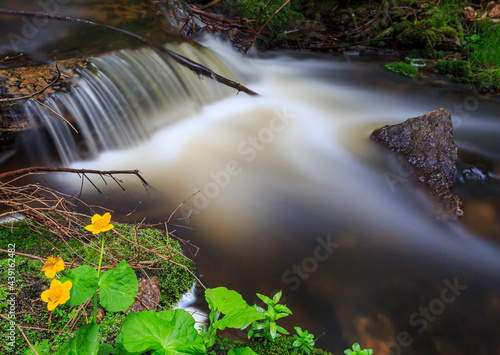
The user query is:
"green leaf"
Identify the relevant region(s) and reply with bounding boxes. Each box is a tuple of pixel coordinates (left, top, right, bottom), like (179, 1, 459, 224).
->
(98, 260, 138, 312)
(63, 265, 98, 306)
(57, 323, 99, 355)
(256, 293, 273, 306)
(228, 347, 259, 355)
(215, 306, 265, 330)
(274, 304, 292, 314)
(276, 325, 289, 335)
(121, 309, 205, 354)
(272, 290, 282, 304)
(270, 322, 277, 338)
(206, 287, 249, 314)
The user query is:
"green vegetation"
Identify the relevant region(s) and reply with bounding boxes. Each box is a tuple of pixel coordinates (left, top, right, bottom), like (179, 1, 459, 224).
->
(384, 61, 419, 78)
(344, 342, 374, 355)
(434, 59, 471, 78)
(471, 69, 500, 93)
(393, 0, 463, 50)
(292, 327, 317, 354)
(237, 0, 302, 35)
(211, 336, 333, 355)
(466, 21, 500, 69)
(248, 290, 292, 341)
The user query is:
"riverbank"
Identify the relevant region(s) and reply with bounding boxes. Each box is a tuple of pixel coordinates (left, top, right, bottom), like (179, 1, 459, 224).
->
(179, 0, 500, 95)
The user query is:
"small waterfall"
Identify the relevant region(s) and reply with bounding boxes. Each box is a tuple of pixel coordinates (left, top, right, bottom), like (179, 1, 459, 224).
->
(22, 43, 238, 164)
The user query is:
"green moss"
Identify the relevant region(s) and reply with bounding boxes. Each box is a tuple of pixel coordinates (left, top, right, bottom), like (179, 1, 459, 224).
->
(471, 69, 500, 93)
(238, 0, 302, 36)
(384, 61, 418, 78)
(98, 313, 126, 346)
(434, 60, 471, 78)
(209, 335, 333, 355)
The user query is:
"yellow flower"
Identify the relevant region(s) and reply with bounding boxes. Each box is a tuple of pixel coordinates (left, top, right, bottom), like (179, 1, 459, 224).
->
(85, 212, 114, 235)
(41, 255, 65, 279)
(41, 279, 72, 311)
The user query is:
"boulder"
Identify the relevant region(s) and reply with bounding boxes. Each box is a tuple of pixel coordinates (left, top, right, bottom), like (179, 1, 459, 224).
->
(371, 108, 463, 221)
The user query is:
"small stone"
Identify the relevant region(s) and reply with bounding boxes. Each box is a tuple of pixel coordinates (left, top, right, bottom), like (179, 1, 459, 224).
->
(125, 276, 161, 313)
(371, 108, 463, 221)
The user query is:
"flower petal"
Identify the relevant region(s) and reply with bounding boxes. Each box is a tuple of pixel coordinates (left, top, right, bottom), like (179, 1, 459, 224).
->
(47, 301, 58, 311)
(102, 212, 111, 224)
(91, 213, 102, 224)
(101, 224, 114, 232)
(41, 289, 51, 302)
(62, 280, 73, 292)
(55, 259, 65, 273)
(44, 268, 57, 279)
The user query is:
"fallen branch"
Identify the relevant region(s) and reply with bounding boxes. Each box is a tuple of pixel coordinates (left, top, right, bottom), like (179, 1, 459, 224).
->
(0, 167, 149, 188)
(191, 8, 255, 32)
(0, 9, 259, 96)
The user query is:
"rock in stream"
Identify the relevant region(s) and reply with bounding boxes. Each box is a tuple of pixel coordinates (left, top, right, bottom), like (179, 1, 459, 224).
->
(371, 108, 463, 221)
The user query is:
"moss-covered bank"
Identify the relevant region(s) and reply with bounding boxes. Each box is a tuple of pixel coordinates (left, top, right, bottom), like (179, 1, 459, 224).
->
(0, 220, 196, 354)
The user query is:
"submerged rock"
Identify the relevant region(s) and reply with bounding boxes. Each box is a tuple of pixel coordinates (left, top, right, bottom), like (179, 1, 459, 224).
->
(371, 108, 463, 221)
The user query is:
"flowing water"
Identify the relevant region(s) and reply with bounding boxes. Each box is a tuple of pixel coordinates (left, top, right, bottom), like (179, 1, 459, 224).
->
(2, 3, 500, 354)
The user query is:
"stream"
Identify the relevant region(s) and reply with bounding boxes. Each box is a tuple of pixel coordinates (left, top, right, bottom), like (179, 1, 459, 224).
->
(2, 2, 500, 354)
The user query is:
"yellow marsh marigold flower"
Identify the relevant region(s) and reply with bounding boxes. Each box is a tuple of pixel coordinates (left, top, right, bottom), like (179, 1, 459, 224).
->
(41, 279, 72, 311)
(41, 255, 64, 279)
(85, 212, 114, 235)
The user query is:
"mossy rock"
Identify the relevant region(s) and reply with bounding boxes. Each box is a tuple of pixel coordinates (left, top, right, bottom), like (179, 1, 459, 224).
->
(0, 219, 196, 354)
(434, 60, 471, 78)
(471, 69, 500, 93)
(384, 61, 418, 78)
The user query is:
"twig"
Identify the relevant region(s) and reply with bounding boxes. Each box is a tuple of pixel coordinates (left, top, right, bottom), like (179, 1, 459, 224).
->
(255, 0, 273, 30)
(257, 0, 291, 36)
(198, 0, 224, 11)
(0, 167, 149, 188)
(33, 98, 78, 133)
(0, 62, 61, 102)
(190, 8, 255, 32)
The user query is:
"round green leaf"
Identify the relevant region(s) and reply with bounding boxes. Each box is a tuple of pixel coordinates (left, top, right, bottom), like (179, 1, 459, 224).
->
(63, 265, 98, 306)
(98, 260, 138, 312)
(121, 309, 205, 354)
(205, 287, 249, 314)
(57, 323, 99, 355)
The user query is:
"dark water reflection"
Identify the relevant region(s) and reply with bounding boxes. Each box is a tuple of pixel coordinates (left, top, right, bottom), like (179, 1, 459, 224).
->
(0, 0, 178, 62)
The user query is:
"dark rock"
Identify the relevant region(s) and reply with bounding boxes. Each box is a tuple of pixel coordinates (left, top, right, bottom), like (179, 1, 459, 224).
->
(371, 108, 463, 221)
(125, 276, 161, 313)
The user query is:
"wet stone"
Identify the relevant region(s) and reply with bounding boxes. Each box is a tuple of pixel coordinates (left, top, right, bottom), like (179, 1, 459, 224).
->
(371, 108, 463, 221)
